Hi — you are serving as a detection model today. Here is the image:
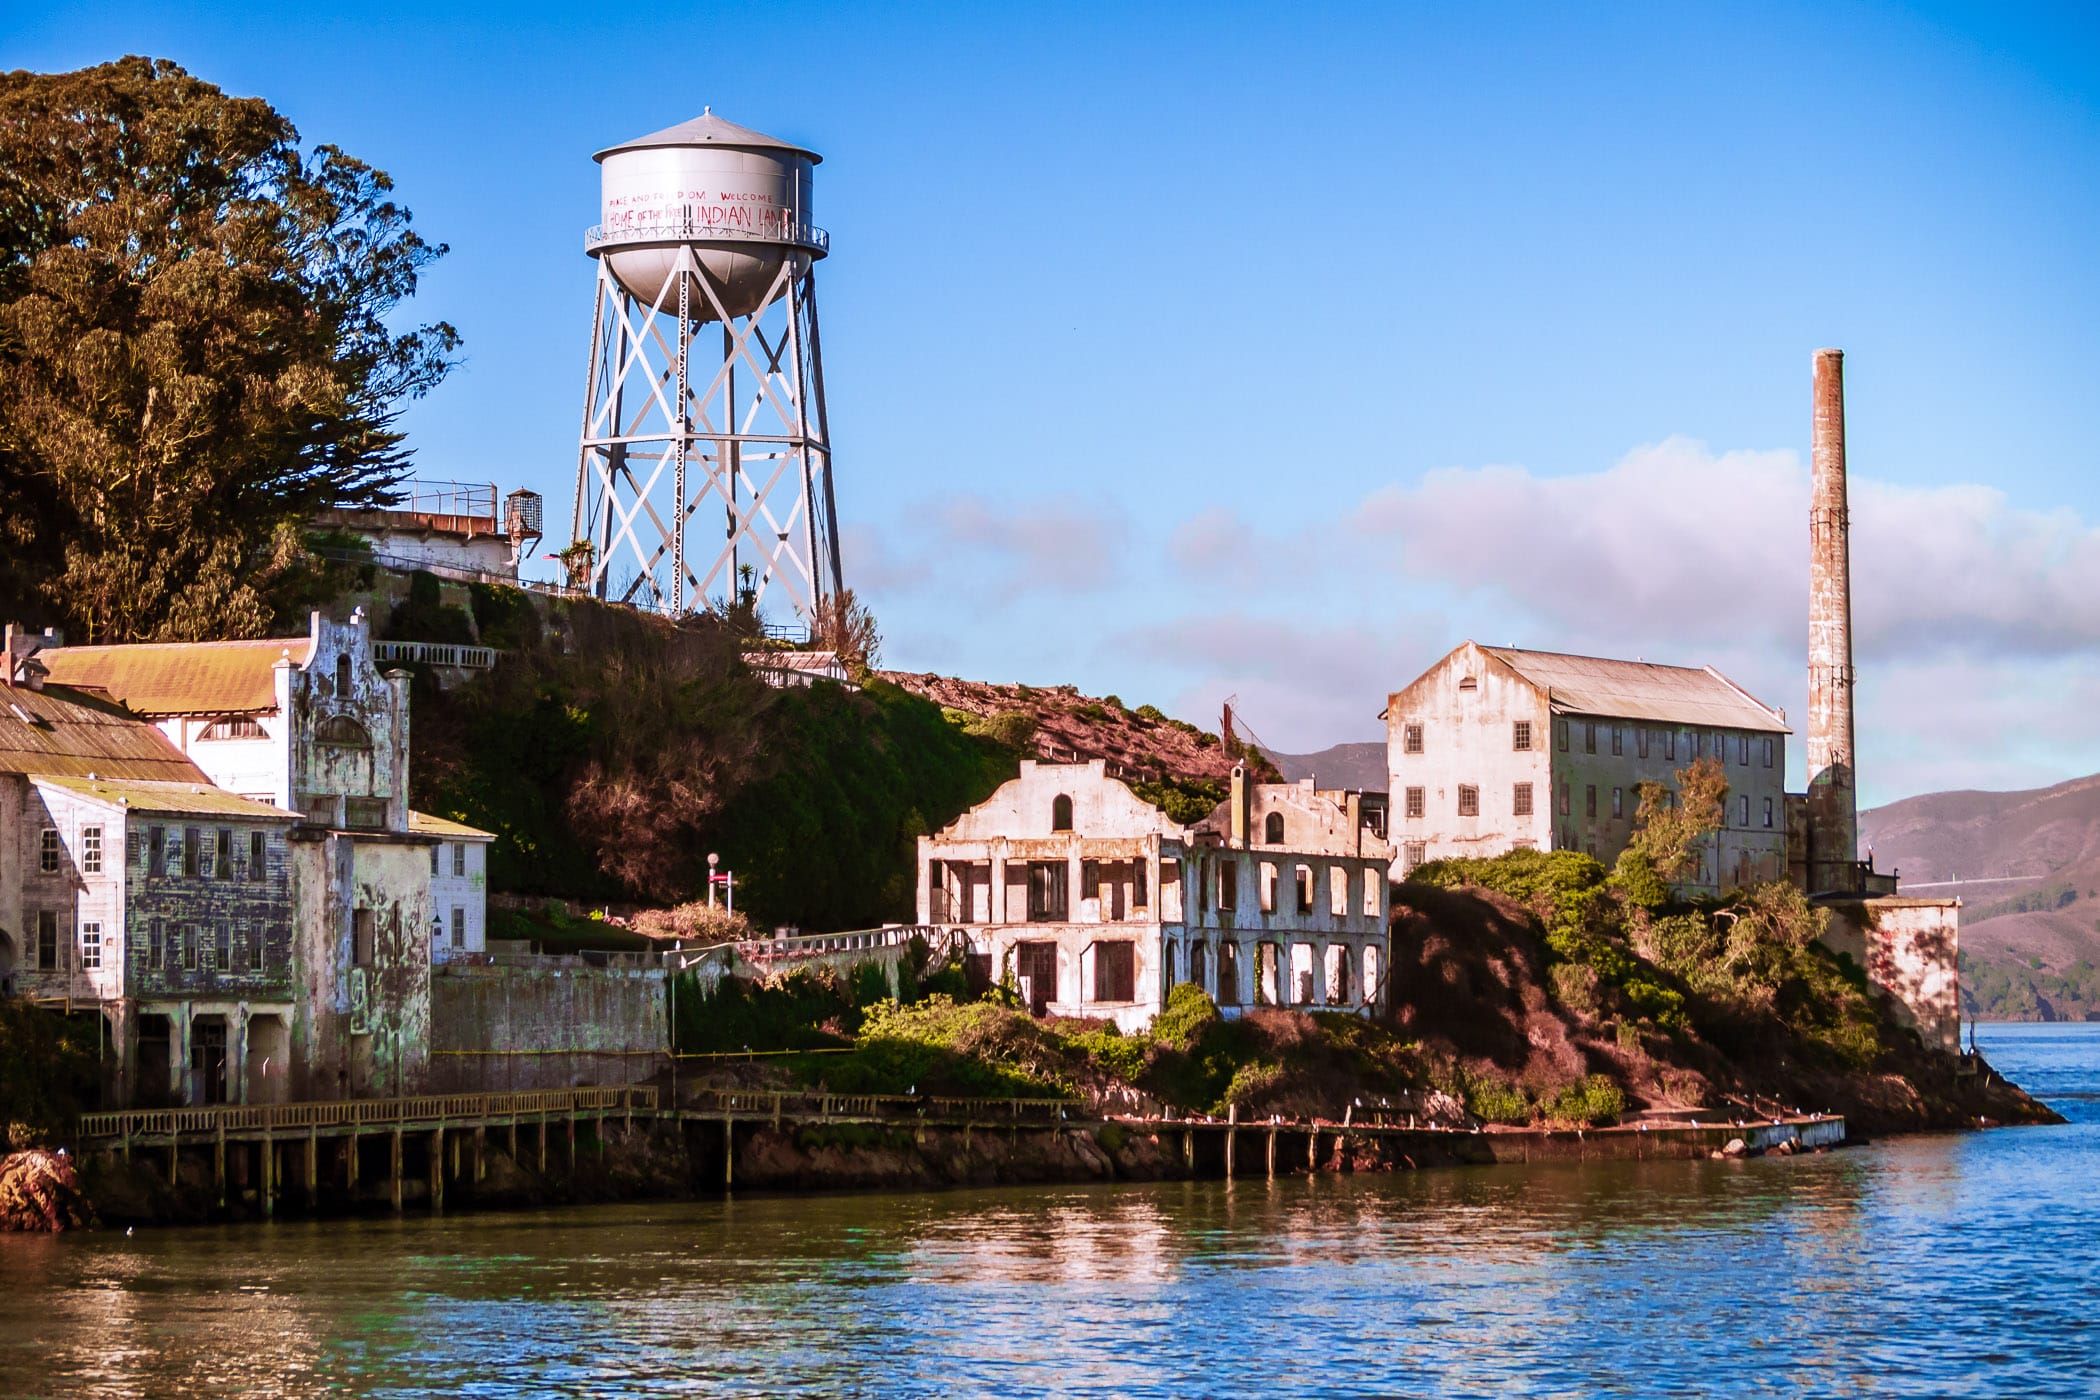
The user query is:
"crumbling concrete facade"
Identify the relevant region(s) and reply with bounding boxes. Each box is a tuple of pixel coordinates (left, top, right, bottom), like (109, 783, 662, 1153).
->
(919, 760, 1391, 1032)
(1819, 897, 1961, 1054)
(1384, 641, 1789, 892)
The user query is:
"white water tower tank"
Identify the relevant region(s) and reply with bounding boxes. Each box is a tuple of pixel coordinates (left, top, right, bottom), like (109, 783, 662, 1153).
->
(590, 109, 824, 321)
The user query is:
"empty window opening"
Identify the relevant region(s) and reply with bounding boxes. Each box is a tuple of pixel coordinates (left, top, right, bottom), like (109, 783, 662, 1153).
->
(1294, 864, 1314, 915)
(1326, 944, 1353, 1005)
(36, 911, 60, 970)
(1015, 941, 1058, 1015)
(1264, 811, 1285, 844)
(1051, 794, 1073, 832)
(1260, 862, 1278, 913)
(1290, 942, 1316, 1005)
(1255, 942, 1282, 1006)
(1092, 942, 1136, 1003)
(1512, 720, 1532, 751)
(1513, 782, 1534, 817)
(1218, 860, 1237, 912)
(1190, 940, 1209, 995)
(353, 908, 377, 966)
(1217, 940, 1241, 1006)
(1457, 785, 1480, 817)
(1330, 865, 1348, 917)
(1363, 945, 1382, 1004)
(335, 653, 352, 697)
(1026, 862, 1069, 922)
(1458, 675, 1478, 692)
(1364, 868, 1381, 916)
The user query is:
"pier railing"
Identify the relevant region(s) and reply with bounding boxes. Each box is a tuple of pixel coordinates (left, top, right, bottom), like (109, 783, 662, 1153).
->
(78, 1085, 658, 1142)
(689, 1088, 1076, 1122)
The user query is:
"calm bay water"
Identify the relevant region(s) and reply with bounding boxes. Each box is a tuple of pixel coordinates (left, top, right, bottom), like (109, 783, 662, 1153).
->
(4, 1023, 2097, 1398)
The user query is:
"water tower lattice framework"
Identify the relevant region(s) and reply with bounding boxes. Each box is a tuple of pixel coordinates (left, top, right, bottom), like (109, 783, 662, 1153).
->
(569, 110, 843, 621)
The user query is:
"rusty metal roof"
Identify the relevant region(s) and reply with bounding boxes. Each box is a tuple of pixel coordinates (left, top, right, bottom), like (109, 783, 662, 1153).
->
(37, 637, 312, 717)
(1482, 647, 1789, 733)
(0, 685, 209, 781)
(409, 809, 495, 841)
(33, 774, 299, 819)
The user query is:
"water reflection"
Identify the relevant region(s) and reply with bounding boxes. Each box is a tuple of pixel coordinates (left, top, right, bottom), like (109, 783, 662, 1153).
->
(4, 1026, 2098, 1397)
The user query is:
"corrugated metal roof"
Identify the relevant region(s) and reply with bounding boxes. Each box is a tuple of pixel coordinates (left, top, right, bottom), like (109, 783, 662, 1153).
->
(1482, 647, 1789, 733)
(595, 110, 822, 164)
(33, 774, 299, 819)
(0, 685, 208, 781)
(38, 637, 311, 717)
(409, 809, 495, 840)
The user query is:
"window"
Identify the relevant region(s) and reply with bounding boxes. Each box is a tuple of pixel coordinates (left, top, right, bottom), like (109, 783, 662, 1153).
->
(39, 828, 58, 874)
(1264, 812, 1285, 844)
(1637, 728, 1650, 759)
(1218, 860, 1237, 912)
(1697, 732, 1707, 759)
(452, 906, 466, 950)
(1586, 785, 1597, 819)
(1611, 787, 1624, 818)
(182, 828, 201, 878)
(1512, 720, 1532, 752)
(149, 825, 165, 875)
(1665, 730, 1678, 760)
(316, 715, 372, 748)
(1764, 797, 1775, 828)
(1405, 786, 1425, 819)
(344, 798, 387, 829)
(353, 909, 376, 966)
(1738, 735, 1750, 765)
(1611, 727, 1623, 757)
(200, 717, 266, 740)
(216, 828, 233, 880)
(148, 920, 165, 967)
(1738, 795, 1750, 828)
(1763, 737, 1775, 768)
(250, 830, 267, 882)
(214, 926, 230, 972)
(1584, 723, 1596, 754)
(1559, 782, 1570, 816)
(1556, 719, 1569, 752)
(1458, 675, 1478, 692)
(181, 925, 198, 971)
(1026, 863, 1069, 922)
(1513, 782, 1534, 817)
(1364, 869, 1381, 916)
(1260, 863, 1277, 913)
(1217, 940, 1240, 1006)
(1402, 842, 1427, 870)
(81, 826, 102, 875)
(1330, 866, 1348, 917)
(430, 843, 441, 875)
(335, 652, 352, 697)
(1457, 785, 1480, 817)
(452, 843, 466, 878)
(1403, 724, 1424, 755)
(1051, 794, 1073, 832)
(36, 911, 59, 970)
(78, 920, 102, 971)
(1295, 865, 1314, 914)
(1093, 943, 1135, 1003)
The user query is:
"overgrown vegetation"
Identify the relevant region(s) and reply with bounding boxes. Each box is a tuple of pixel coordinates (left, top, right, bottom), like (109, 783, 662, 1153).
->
(0, 1005, 100, 1149)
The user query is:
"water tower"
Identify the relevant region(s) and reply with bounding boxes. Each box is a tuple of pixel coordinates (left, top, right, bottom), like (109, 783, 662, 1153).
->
(568, 110, 843, 621)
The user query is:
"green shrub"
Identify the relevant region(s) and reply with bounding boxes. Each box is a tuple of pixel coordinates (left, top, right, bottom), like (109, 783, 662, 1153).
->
(1096, 1122, 1128, 1154)
(1549, 1074, 1626, 1126)
(1152, 983, 1221, 1049)
(1134, 704, 1168, 723)
(1464, 1076, 1532, 1125)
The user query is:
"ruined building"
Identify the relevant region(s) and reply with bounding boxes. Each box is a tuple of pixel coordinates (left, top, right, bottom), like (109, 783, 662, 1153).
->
(1383, 643, 1790, 891)
(920, 760, 1391, 1032)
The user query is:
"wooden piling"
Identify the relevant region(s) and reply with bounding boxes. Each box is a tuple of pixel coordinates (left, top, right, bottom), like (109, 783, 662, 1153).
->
(214, 1118, 227, 1207)
(538, 1111, 548, 1173)
(167, 1137, 178, 1187)
(723, 1117, 734, 1188)
(390, 1128, 403, 1213)
(473, 1125, 486, 1183)
(1266, 1127, 1277, 1180)
(347, 1130, 360, 1194)
(566, 1113, 577, 1171)
(1183, 1129, 1195, 1175)
(305, 1127, 318, 1205)
(429, 1128, 444, 1213)
(1309, 1130, 1318, 1171)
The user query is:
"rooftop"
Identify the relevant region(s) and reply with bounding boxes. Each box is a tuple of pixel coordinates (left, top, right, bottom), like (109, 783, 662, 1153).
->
(0, 685, 207, 782)
(32, 774, 299, 819)
(596, 110, 822, 164)
(1483, 646, 1788, 733)
(409, 809, 496, 841)
(38, 636, 313, 718)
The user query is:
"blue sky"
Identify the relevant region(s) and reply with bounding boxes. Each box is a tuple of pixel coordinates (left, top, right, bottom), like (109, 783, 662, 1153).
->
(11, 1, 2100, 804)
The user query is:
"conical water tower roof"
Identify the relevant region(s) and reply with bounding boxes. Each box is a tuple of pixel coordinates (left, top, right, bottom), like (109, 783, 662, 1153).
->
(594, 109, 822, 164)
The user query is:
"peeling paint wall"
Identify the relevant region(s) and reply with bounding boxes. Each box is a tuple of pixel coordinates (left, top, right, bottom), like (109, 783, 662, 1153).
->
(428, 962, 667, 1091)
(291, 832, 433, 1099)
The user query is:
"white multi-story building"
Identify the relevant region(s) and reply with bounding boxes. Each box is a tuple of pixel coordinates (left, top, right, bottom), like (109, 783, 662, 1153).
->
(1383, 642, 1790, 892)
(918, 760, 1391, 1032)
(415, 812, 494, 956)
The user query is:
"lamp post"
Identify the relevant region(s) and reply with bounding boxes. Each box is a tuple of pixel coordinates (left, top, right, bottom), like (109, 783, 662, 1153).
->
(707, 852, 719, 911)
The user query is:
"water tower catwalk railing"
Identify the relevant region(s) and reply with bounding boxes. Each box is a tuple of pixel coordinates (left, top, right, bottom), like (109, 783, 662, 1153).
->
(569, 228, 841, 622)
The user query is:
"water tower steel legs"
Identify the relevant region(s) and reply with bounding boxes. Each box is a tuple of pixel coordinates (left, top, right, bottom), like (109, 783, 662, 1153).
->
(570, 249, 840, 621)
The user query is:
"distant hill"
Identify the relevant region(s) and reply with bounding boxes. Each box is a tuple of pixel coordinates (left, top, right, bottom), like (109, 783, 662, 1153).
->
(1861, 774, 2100, 1020)
(1268, 742, 1388, 792)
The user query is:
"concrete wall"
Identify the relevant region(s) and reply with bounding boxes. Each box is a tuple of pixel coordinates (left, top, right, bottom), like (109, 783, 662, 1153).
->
(428, 961, 666, 1091)
(1820, 896, 1961, 1055)
(292, 831, 433, 1099)
(1386, 642, 1555, 866)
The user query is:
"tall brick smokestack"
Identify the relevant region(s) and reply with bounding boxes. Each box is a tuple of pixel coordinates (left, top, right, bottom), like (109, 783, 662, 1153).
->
(1807, 348, 1858, 893)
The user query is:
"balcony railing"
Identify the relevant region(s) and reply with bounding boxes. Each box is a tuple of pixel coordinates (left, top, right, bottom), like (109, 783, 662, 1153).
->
(584, 217, 830, 255)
